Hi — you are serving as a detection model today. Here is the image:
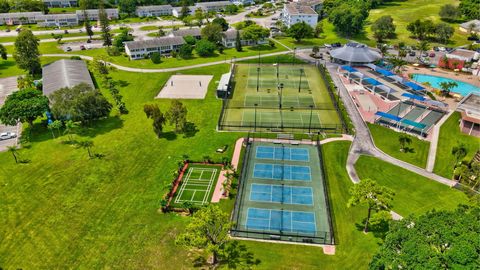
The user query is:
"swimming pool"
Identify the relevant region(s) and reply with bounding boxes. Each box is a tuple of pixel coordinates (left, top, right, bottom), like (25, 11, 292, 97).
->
(411, 74, 480, 96)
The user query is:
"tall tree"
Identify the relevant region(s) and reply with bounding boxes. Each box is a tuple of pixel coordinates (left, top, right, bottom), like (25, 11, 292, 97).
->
(348, 178, 394, 233)
(241, 24, 270, 45)
(439, 4, 460, 21)
(144, 104, 166, 138)
(235, 30, 242, 52)
(194, 8, 204, 27)
(176, 205, 233, 266)
(314, 21, 324, 38)
(201, 23, 223, 44)
(47, 120, 63, 138)
(435, 23, 454, 44)
(166, 100, 188, 133)
(13, 29, 41, 75)
(64, 120, 79, 142)
(118, 0, 136, 16)
(329, 3, 369, 37)
(371, 15, 396, 42)
(0, 44, 7, 60)
(0, 88, 49, 127)
(287, 22, 314, 42)
(180, 0, 190, 19)
(370, 205, 480, 269)
(459, 0, 480, 20)
(99, 2, 112, 47)
(212, 17, 229, 31)
(49, 83, 112, 123)
(80, 0, 94, 40)
(451, 143, 467, 167)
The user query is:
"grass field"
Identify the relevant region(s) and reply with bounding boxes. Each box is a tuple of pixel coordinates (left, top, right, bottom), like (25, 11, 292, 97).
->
(0, 64, 242, 268)
(173, 164, 221, 206)
(0, 56, 76, 78)
(220, 63, 342, 132)
(355, 155, 469, 217)
(368, 123, 430, 168)
(434, 112, 480, 178)
(274, 0, 471, 50)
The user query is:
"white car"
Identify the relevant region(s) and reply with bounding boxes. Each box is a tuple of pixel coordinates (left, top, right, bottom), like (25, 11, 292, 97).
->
(0, 132, 16, 140)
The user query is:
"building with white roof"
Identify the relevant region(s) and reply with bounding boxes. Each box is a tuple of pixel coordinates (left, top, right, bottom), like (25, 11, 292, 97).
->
(459, 19, 480, 34)
(195, 1, 231, 12)
(281, 3, 318, 28)
(136, 5, 173, 17)
(0, 12, 42, 25)
(75, 9, 119, 21)
(43, 0, 77, 8)
(124, 36, 185, 60)
(35, 13, 79, 27)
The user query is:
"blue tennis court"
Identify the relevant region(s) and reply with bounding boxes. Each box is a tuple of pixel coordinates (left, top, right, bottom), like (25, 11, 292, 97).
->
(250, 184, 313, 205)
(256, 146, 310, 162)
(246, 208, 317, 233)
(253, 163, 311, 181)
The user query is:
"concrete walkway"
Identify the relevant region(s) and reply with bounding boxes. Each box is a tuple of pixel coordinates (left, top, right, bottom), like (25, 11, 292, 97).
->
(40, 50, 292, 73)
(426, 110, 454, 172)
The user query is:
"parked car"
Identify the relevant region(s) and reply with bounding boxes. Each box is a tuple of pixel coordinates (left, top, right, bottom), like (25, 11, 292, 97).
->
(438, 47, 446, 51)
(429, 52, 436, 57)
(422, 52, 428, 57)
(324, 44, 332, 49)
(332, 42, 342, 48)
(433, 46, 439, 51)
(0, 132, 16, 140)
(5, 28, 10, 32)
(65, 46, 72, 52)
(409, 51, 416, 56)
(80, 45, 86, 50)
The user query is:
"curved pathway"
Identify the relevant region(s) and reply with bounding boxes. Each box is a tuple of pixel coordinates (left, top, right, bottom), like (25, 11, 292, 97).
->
(41, 50, 292, 73)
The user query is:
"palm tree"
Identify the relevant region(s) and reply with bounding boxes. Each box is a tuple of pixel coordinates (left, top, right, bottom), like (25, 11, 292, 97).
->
(451, 143, 467, 168)
(439, 81, 458, 96)
(418, 40, 430, 58)
(78, 140, 94, 158)
(7, 145, 18, 163)
(398, 135, 412, 152)
(47, 120, 63, 139)
(64, 120, 79, 142)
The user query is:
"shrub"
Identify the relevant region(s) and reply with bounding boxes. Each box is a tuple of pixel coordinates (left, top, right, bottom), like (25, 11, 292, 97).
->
(150, 52, 161, 64)
(70, 56, 81, 60)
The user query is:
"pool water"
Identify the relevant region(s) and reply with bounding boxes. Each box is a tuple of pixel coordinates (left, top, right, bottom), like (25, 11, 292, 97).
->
(412, 74, 480, 96)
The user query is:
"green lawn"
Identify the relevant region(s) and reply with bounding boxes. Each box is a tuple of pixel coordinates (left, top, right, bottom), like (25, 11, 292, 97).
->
(0, 56, 72, 78)
(274, 0, 471, 50)
(139, 25, 161, 31)
(368, 123, 430, 168)
(434, 112, 480, 178)
(66, 43, 287, 69)
(355, 155, 469, 217)
(365, 0, 470, 47)
(0, 64, 243, 268)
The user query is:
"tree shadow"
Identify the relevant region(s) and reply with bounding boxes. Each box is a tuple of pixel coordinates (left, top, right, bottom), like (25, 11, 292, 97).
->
(354, 218, 391, 240)
(403, 147, 415, 154)
(160, 131, 177, 141)
(77, 116, 124, 138)
(217, 241, 261, 269)
(182, 122, 198, 138)
(117, 80, 130, 87)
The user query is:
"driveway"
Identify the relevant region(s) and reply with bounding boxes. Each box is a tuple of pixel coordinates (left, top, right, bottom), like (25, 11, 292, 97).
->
(0, 76, 19, 152)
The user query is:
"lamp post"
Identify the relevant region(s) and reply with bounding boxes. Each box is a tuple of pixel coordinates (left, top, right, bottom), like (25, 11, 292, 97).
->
(254, 103, 258, 132)
(256, 67, 260, 92)
(292, 47, 296, 66)
(308, 105, 314, 133)
(279, 83, 284, 109)
(298, 68, 303, 93)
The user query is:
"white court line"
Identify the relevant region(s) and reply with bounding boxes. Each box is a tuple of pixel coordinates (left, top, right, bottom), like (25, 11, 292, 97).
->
(174, 167, 194, 203)
(202, 168, 217, 204)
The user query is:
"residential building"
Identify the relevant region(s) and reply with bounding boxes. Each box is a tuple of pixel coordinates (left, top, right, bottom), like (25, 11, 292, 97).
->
(0, 12, 42, 25)
(169, 28, 202, 39)
(281, 3, 318, 28)
(76, 9, 119, 21)
(42, 59, 95, 96)
(294, 0, 323, 13)
(446, 48, 479, 62)
(36, 14, 79, 27)
(125, 36, 185, 60)
(457, 93, 480, 137)
(43, 0, 77, 8)
(172, 6, 195, 18)
(221, 29, 268, 48)
(136, 5, 173, 17)
(459, 19, 480, 34)
(195, 1, 231, 12)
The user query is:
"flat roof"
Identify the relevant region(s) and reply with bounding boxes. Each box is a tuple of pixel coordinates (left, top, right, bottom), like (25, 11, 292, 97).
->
(42, 59, 94, 96)
(285, 4, 317, 15)
(458, 92, 480, 117)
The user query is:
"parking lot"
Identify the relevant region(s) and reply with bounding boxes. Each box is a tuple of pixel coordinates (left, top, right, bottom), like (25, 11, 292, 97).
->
(0, 76, 19, 151)
(61, 40, 103, 52)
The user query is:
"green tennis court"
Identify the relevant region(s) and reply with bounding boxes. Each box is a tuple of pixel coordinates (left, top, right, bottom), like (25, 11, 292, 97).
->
(173, 164, 221, 205)
(219, 63, 344, 133)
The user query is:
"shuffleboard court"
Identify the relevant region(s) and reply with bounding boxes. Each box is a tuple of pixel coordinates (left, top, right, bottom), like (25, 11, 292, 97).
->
(256, 145, 310, 161)
(253, 163, 311, 181)
(246, 208, 317, 233)
(249, 184, 313, 205)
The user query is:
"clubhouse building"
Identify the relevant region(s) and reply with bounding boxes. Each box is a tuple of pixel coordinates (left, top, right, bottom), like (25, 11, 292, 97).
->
(330, 43, 382, 65)
(42, 59, 95, 96)
(457, 93, 480, 137)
